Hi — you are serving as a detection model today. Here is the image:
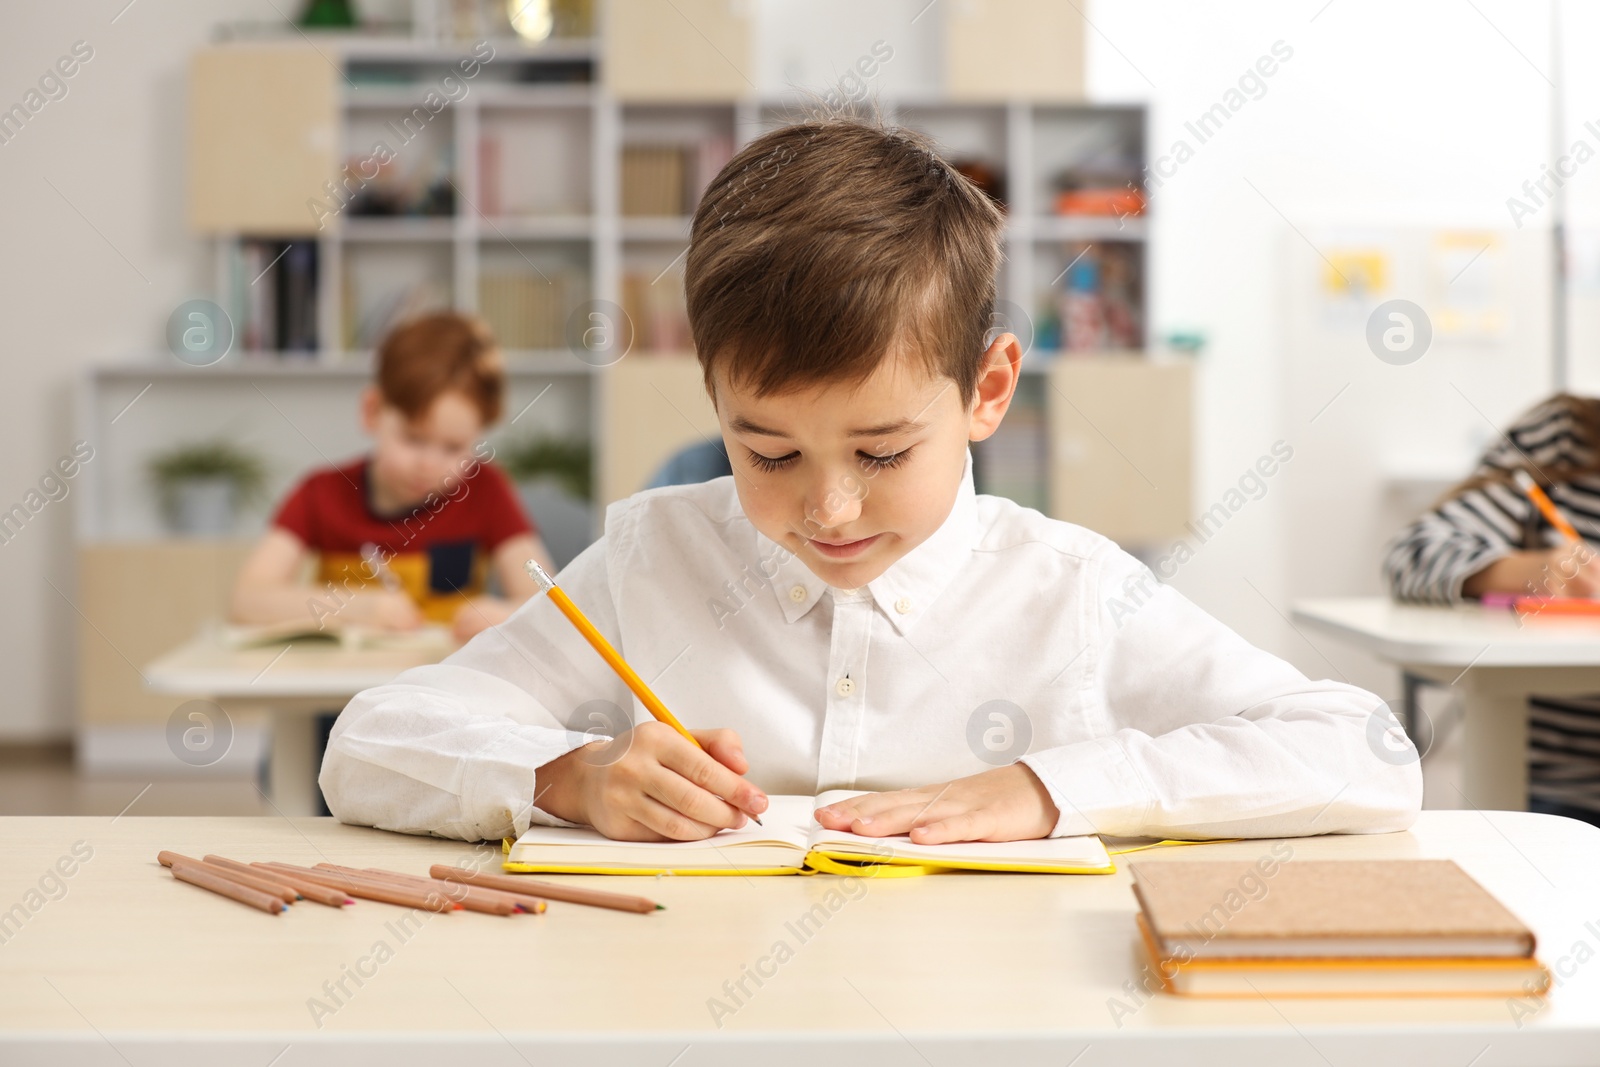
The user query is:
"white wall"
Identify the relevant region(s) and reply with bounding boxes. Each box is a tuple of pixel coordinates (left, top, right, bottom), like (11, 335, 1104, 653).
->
(0, 2, 299, 740)
(1085, 0, 1563, 699)
(0, 0, 1582, 741)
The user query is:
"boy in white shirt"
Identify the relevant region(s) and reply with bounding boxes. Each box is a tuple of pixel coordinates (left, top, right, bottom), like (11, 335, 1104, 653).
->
(320, 117, 1422, 845)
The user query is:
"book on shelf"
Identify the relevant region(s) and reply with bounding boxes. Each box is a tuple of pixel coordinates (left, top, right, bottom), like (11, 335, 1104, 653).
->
(345, 277, 452, 351)
(619, 267, 688, 352)
(233, 239, 319, 355)
(620, 135, 733, 218)
(478, 271, 573, 350)
(1045, 242, 1141, 352)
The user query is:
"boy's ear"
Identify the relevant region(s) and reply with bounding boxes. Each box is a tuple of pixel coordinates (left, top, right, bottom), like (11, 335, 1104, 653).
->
(359, 386, 383, 434)
(967, 333, 1023, 444)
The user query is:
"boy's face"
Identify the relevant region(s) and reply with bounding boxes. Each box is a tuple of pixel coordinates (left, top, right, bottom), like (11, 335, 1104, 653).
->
(714, 335, 1021, 589)
(362, 387, 484, 508)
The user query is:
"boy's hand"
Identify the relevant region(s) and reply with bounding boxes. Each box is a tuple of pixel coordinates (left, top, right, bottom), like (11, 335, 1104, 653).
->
(341, 590, 423, 631)
(813, 764, 1060, 844)
(534, 723, 769, 842)
(451, 595, 515, 643)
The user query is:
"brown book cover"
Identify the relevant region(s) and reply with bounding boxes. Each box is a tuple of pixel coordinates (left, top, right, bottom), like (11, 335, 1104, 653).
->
(1134, 913, 1551, 998)
(1130, 859, 1535, 960)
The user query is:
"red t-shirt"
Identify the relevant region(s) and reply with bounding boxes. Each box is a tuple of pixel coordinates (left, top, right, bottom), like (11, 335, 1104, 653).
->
(272, 454, 534, 618)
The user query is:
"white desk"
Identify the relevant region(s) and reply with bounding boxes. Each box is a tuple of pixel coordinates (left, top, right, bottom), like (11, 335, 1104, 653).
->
(1, 812, 1596, 1065)
(1293, 596, 1600, 811)
(144, 631, 456, 816)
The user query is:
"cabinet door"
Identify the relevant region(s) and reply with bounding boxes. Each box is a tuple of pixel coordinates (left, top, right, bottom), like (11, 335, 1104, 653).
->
(188, 46, 337, 234)
(1046, 357, 1192, 544)
(604, 0, 753, 101)
(78, 540, 257, 727)
(945, 0, 1086, 101)
(598, 356, 720, 507)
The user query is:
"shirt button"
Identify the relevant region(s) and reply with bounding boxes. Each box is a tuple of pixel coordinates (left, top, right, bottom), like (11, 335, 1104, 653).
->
(894, 597, 912, 614)
(789, 585, 807, 603)
(835, 677, 856, 697)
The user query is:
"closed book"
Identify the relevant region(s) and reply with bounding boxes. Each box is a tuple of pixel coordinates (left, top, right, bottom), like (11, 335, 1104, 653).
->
(1135, 913, 1550, 998)
(1130, 859, 1536, 960)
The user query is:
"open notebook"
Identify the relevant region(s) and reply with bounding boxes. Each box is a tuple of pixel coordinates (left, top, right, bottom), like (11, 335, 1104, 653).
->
(502, 790, 1115, 876)
(218, 620, 454, 651)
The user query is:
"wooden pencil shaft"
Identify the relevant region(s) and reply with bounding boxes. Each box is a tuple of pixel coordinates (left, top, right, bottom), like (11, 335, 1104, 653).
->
(544, 581, 764, 826)
(547, 587, 697, 744)
(204, 854, 350, 907)
(352, 866, 544, 914)
(170, 863, 283, 914)
(314, 864, 517, 916)
(168, 857, 297, 903)
(257, 862, 453, 912)
(430, 864, 658, 913)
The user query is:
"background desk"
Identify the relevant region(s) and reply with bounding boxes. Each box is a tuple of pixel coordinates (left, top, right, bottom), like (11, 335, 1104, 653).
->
(144, 630, 456, 816)
(2, 811, 1597, 1065)
(1293, 596, 1600, 811)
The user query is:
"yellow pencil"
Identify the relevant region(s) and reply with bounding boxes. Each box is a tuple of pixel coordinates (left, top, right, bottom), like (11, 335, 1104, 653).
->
(1514, 470, 1582, 543)
(525, 559, 763, 825)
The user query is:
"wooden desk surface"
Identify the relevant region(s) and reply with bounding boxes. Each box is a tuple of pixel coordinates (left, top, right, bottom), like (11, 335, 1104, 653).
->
(2, 812, 1597, 1065)
(143, 630, 455, 700)
(1293, 596, 1600, 667)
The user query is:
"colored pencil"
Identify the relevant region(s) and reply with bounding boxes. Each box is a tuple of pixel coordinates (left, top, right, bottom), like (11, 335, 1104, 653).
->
(430, 864, 661, 913)
(204, 854, 352, 907)
(169, 862, 285, 914)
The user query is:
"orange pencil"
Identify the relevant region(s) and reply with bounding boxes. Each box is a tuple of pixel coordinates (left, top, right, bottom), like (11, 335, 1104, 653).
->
(525, 558, 763, 826)
(1514, 470, 1583, 543)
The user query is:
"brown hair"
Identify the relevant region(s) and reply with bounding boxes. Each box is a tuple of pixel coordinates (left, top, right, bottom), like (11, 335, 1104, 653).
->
(375, 311, 504, 424)
(685, 114, 1005, 409)
(1439, 393, 1600, 509)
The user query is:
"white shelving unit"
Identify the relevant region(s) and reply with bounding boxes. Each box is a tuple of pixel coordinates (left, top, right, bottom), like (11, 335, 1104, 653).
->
(83, 34, 1149, 543)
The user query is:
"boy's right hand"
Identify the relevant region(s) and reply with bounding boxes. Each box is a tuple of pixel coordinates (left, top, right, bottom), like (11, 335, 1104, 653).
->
(340, 590, 424, 631)
(534, 723, 769, 841)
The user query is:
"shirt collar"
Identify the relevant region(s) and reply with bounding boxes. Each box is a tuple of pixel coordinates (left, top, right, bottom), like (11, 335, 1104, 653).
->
(761, 448, 979, 636)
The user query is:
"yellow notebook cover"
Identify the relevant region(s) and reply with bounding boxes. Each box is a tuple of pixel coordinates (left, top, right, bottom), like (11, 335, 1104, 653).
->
(500, 791, 1117, 877)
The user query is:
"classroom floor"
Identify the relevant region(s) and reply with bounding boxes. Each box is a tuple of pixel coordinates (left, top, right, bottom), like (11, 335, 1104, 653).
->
(0, 748, 269, 817)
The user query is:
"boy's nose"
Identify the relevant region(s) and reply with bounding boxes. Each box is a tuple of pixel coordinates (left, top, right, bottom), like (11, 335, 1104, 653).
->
(805, 474, 863, 529)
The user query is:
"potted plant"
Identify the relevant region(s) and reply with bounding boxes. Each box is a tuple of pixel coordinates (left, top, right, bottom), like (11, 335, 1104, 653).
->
(499, 435, 593, 568)
(149, 440, 268, 536)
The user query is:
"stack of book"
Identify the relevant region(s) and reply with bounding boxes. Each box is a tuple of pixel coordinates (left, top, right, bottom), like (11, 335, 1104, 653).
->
(233, 239, 319, 354)
(1129, 859, 1549, 997)
(619, 267, 689, 352)
(478, 270, 572, 350)
(621, 136, 734, 217)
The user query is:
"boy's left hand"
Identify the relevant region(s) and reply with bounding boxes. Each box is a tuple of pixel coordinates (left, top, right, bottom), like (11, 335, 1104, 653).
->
(813, 764, 1061, 844)
(452, 596, 516, 643)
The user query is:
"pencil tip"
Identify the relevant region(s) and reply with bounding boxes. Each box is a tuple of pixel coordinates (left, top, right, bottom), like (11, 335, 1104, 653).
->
(656, 904, 665, 910)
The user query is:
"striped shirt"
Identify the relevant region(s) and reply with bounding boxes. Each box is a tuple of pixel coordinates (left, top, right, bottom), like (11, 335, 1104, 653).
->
(1383, 394, 1600, 604)
(1383, 393, 1600, 818)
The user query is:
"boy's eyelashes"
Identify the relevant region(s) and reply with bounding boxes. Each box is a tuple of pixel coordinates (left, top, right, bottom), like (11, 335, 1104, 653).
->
(745, 445, 916, 473)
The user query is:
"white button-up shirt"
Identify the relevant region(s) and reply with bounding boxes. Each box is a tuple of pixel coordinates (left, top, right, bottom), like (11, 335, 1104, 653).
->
(321, 450, 1421, 843)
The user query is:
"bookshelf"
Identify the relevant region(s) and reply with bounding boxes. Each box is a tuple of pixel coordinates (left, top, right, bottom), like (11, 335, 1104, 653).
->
(75, 16, 1189, 764)
(96, 34, 1171, 546)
